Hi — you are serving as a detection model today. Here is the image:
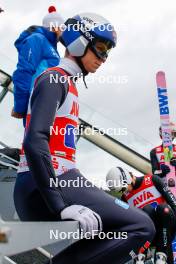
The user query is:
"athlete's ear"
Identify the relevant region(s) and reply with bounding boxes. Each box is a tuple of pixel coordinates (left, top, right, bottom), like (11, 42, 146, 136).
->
(130, 175, 136, 188)
(129, 172, 133, 177)
(131, 182, 134, 188)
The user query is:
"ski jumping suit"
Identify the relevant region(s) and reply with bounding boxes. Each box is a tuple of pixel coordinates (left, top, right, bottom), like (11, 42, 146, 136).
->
(13, 59, 155, 264)
(123, 174, 176, 264)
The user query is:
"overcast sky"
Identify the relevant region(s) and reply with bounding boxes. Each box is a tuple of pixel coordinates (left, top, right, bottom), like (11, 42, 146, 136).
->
(0, 0, 176, 182)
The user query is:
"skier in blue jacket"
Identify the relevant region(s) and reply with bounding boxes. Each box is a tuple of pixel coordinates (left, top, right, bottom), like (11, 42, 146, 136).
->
(12, 6, 64, 119)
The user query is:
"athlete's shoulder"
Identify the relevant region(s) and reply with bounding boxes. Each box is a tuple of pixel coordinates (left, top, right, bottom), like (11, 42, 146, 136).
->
(150, 144, 163, 154)
(46, 66, 68, 75)
(35, 67, 68, 88)
(151, 174, 164, 187)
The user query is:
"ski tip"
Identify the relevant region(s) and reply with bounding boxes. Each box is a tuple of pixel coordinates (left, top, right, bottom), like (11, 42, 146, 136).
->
(156, 71, 165, 77)
(156, 71, 166, 87)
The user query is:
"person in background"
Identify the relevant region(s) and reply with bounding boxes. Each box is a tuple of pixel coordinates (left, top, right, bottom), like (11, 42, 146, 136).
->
(150, 123, 176, 184)
(106, 166, 176, 264)
(12, 5, 64, 119)
(0, 6, 64, 161)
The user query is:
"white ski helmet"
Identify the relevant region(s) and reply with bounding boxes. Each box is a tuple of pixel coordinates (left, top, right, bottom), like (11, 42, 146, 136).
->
(106, 167, 132, 192)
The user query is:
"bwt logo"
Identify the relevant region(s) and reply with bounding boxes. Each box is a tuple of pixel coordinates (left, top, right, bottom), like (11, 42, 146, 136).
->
(158, 88, 169, 115)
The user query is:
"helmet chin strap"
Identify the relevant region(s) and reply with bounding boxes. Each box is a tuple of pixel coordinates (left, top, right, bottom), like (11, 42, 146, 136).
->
(76, 57, 88, 76)
(74, 45, 90, 88)
(74, 43, 102, 89)
(75, 44, 90, 77)
(75, 57, 88, 89)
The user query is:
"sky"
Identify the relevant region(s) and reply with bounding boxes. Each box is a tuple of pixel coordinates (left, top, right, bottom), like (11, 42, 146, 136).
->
(0, 0, 176, 183)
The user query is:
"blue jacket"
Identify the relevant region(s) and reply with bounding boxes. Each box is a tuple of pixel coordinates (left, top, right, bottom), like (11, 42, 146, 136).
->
(12, 26, 60, 115)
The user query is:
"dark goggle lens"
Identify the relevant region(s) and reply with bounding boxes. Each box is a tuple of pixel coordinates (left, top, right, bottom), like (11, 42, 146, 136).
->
(92, 40, 113, 59)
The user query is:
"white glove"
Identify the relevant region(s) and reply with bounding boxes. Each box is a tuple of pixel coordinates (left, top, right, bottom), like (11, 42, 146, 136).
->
(61, 205, 103, 236)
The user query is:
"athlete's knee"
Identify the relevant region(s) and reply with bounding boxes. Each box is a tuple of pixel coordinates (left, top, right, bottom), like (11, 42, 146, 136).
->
(156, 203, 169, 213)
(156, 204, 174, 221)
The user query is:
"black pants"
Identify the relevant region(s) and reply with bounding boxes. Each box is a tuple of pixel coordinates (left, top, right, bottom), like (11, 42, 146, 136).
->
(143, 204, 176, 264)
(14, 169, 155, 264)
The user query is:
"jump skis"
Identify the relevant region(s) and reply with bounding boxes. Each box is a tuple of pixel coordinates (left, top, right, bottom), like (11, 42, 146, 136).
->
(156, 71, 176, 196)
(156, 71, 176, 263)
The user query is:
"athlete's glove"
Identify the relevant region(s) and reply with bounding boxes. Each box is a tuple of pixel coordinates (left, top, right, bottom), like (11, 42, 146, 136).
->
(160, 164, 170, 177)
(60, 205, 103, 236)
(154, 164, 170, 178)
(170, 157, 176, 167)
(11, 108, 25, 119)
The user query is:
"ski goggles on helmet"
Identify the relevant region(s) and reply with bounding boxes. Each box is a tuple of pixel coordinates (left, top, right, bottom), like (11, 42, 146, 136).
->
(90, 39, 113, 60)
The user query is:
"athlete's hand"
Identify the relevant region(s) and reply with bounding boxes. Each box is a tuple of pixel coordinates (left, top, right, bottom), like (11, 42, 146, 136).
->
(11, 108, 24, 119)
(61, 205, 103, 236)
(160, 164, 170, 177)
(170, 157, 176, 167)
